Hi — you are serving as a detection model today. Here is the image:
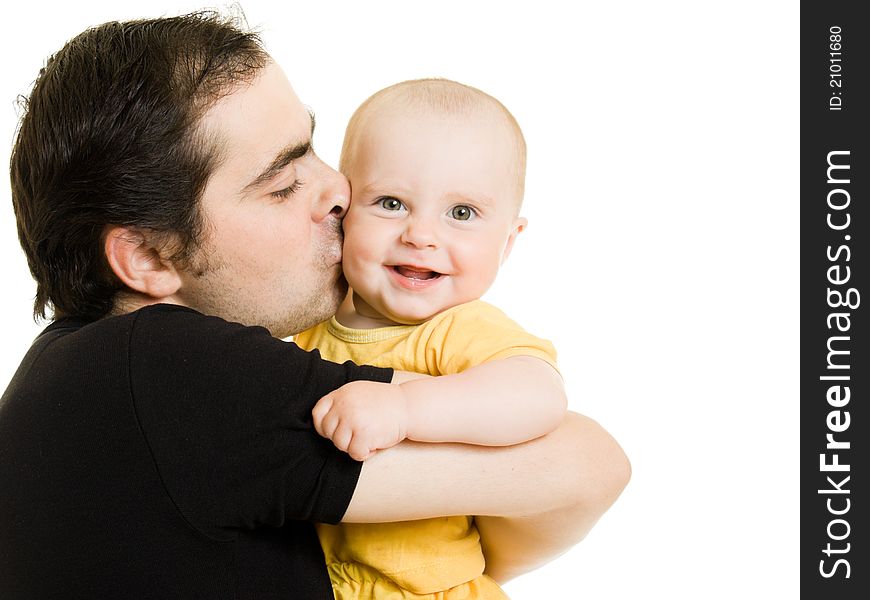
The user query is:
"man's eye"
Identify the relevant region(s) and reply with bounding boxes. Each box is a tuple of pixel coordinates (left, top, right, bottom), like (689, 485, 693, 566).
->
(272, 179, 304, 200)
(449, 205, 475, 221)
(378, 197, 405, 211)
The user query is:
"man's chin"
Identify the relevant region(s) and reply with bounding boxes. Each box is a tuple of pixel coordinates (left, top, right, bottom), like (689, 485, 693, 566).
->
(282, 281, 348, 338)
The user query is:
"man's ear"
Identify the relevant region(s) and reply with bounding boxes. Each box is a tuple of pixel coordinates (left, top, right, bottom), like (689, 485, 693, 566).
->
(104, 226, 182, 300)
(500, 216, 527, 265)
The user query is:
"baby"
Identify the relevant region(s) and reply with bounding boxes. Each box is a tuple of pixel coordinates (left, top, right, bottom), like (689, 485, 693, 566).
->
(295, 79, 565, 599)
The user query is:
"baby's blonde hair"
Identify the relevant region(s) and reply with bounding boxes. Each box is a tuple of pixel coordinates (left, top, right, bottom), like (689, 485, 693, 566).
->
(340, 78, 527, 208)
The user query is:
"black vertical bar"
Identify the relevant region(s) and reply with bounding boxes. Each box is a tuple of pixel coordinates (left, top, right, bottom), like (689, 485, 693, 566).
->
(801, 2, 867, 597)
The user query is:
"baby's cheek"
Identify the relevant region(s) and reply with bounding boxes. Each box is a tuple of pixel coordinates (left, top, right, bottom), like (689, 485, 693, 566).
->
(341, 251, 370, 291)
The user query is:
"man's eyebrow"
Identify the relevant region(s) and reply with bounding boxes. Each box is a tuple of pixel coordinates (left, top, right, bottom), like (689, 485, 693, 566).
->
(242, 110, 317, 192)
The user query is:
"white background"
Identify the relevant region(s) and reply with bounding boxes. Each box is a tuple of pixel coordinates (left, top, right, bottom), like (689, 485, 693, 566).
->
(1, 2, 799, 598)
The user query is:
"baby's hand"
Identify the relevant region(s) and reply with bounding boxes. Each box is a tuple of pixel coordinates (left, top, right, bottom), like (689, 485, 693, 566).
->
(312, 380, 409, 461)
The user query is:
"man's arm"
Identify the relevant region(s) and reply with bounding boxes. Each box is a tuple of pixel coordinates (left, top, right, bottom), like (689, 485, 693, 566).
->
(341, 411, 630, 581)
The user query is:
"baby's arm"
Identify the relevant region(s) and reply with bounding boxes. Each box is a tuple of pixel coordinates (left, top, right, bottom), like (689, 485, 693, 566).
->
(312, 356, 566, 460)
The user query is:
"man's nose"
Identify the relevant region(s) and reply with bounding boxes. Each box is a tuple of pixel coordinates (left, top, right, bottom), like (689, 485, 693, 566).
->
(313, 161, 350, 221)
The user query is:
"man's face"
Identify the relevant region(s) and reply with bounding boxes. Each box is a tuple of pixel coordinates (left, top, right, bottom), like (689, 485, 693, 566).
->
(174, 62, 350, 338)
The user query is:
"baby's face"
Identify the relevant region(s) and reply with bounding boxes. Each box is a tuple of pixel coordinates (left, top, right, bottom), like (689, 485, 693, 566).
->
(341, 109, 525, 326)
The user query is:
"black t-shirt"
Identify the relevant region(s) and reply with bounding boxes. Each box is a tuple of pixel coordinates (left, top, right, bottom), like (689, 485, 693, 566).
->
(0, 304, 392, 599)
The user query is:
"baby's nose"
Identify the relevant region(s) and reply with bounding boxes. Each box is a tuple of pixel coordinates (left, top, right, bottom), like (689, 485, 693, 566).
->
(400, 218, 439, 249)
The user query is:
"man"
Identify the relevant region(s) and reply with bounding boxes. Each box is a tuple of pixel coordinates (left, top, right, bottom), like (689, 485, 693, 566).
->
(0, 12, 629, 598)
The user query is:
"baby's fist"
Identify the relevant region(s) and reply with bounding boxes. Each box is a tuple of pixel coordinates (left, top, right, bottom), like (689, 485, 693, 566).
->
(312, 381, 409, 461)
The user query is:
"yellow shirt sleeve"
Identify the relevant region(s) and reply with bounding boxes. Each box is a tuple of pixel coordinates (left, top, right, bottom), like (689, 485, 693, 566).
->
(412, 300, 558, 375)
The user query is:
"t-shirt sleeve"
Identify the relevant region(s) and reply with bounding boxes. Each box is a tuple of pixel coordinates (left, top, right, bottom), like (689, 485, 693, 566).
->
(127, 306, 392, 537)
(422, 301, 559, 375)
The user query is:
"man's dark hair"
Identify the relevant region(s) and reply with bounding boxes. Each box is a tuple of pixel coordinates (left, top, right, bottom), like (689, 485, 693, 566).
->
(9, 11, 269, 321)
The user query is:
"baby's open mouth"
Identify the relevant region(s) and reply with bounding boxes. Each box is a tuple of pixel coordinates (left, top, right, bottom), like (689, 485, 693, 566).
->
(393, 266, 442, 280)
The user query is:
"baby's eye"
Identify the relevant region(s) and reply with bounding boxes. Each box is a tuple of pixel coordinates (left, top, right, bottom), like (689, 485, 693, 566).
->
(378, 197, 405, 211)
(449, 205, 475, 221)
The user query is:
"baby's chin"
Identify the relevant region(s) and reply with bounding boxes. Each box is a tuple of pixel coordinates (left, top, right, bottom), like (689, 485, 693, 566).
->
(381, 300, 463, 326)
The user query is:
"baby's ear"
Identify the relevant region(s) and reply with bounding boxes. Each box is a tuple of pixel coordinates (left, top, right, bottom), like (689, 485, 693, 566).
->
(103, 226, 183, 300)
(500, 217, 528, 264)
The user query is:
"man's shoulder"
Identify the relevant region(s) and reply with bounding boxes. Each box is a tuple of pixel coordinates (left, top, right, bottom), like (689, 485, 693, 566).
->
(125, 304, 274, 349)
(43, 303, 210, 340)
(129, 303, 247, 332)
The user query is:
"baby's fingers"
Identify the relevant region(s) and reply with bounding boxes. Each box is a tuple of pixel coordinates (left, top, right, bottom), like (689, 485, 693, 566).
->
(330, 423, 354, 456)
(346, 435, 374, 462)
(312, 395, 335, 438)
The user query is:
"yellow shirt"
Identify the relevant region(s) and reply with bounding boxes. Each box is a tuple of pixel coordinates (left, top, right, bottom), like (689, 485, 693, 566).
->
(295, 300, 558, 599)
